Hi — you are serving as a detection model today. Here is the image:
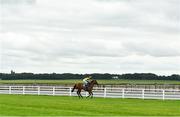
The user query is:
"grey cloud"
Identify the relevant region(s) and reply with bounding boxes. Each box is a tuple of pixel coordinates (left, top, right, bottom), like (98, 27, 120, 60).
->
(123, 41, 180, 57)
(0, 0, 36, 5)
(1, 0, 179, 34)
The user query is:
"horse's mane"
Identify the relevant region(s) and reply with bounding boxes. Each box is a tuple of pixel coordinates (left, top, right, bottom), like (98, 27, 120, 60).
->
(90, 79, 96, 83)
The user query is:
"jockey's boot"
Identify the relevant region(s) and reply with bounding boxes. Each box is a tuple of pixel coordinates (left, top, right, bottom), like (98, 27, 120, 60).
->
(85, 85, 88, 91)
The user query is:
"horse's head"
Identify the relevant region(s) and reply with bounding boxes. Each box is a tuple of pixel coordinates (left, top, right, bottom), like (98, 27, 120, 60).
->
(91, 80, 98, 85)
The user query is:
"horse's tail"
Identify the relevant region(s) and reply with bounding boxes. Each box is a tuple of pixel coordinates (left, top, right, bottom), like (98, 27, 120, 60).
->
(71, 84, 76, 92)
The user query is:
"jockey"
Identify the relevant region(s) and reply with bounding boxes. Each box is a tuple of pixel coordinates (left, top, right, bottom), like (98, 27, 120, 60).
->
(83, 76, 92, 89)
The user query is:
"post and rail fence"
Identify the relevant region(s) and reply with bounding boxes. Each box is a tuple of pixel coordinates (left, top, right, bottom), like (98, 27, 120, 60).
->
(0, 86, 180, 100)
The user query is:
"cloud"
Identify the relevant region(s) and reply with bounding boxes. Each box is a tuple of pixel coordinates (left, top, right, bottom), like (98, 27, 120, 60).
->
(0, 0, 180, 75)
(123, 40, 180, 57)
(2, 0, 179, 33)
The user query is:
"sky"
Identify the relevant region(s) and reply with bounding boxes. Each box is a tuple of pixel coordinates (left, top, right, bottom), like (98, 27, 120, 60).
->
(0, 0, 180, 75)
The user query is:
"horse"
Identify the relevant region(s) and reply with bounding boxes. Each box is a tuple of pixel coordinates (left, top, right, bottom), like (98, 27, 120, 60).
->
(71, 80, 98, 98)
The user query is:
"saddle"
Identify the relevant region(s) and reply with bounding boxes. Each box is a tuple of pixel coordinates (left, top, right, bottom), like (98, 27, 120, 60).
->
(84, 83, 89, 91)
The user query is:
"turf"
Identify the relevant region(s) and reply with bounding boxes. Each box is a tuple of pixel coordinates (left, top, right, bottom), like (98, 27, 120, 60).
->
(0, 94, 180, 116)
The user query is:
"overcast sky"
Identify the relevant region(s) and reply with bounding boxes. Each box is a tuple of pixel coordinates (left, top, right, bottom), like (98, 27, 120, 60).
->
(0, 0, 180, 75)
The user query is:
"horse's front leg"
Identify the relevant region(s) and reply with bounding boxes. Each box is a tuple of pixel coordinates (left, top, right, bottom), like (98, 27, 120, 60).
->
(90, 92, 93, 98)
(86, 91, 91, 98)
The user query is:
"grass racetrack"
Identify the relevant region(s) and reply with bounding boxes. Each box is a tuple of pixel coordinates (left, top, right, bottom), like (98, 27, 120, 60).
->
(0, 94, 180, 116)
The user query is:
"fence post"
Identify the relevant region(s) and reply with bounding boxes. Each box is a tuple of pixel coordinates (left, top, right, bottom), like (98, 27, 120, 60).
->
(104, 88, 106, 98)
(23, 86, 25, 95)
(142, 89, 144, 99)
(69, 88, 72, 96)
(85, 92, 88, 97)
(9, 86, 12, 94)
(122, 88, 124, 98)
(162, 90, 165, 100)
(53, 87, 55, 96)
(38, 86, 40, 95)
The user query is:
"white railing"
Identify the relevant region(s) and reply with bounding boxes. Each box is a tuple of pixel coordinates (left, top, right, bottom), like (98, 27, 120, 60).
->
(0, 86, 180, 100)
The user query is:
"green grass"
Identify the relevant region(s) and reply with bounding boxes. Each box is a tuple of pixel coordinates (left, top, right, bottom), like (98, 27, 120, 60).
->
(0, 94, 180, 116)
(0, 79, 180, 85)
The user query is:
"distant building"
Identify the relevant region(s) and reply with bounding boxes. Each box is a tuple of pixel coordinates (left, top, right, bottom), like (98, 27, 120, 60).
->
(112, 76, 119, 79)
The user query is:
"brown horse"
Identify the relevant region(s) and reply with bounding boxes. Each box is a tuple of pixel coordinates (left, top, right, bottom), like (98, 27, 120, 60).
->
(71, 80, 98, 98)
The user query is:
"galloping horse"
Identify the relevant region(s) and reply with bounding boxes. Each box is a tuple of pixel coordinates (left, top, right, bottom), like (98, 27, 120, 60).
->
(71, 80, 98, 98)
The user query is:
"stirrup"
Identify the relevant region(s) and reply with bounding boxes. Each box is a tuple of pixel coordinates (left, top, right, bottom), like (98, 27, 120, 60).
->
(85, 86, 88, 90)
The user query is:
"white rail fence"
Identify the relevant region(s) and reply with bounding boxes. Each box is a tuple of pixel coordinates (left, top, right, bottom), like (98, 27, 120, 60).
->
(0, 86, 180, 100)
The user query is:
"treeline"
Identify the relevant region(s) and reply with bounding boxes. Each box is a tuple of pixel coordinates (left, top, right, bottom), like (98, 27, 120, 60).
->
(0, 73, 180, 81)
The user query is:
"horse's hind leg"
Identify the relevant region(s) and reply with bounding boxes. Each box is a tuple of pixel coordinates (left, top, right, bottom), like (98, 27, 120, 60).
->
(79, 91, 83, 98)
(80, 93, 83, 98)
(77, 91, 80, 98)
(77, 90, 83, 99)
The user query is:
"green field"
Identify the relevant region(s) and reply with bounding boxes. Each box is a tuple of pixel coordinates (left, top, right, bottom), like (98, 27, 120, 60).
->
(0, 94, 180, 116)
(0, 79, 180, 85)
